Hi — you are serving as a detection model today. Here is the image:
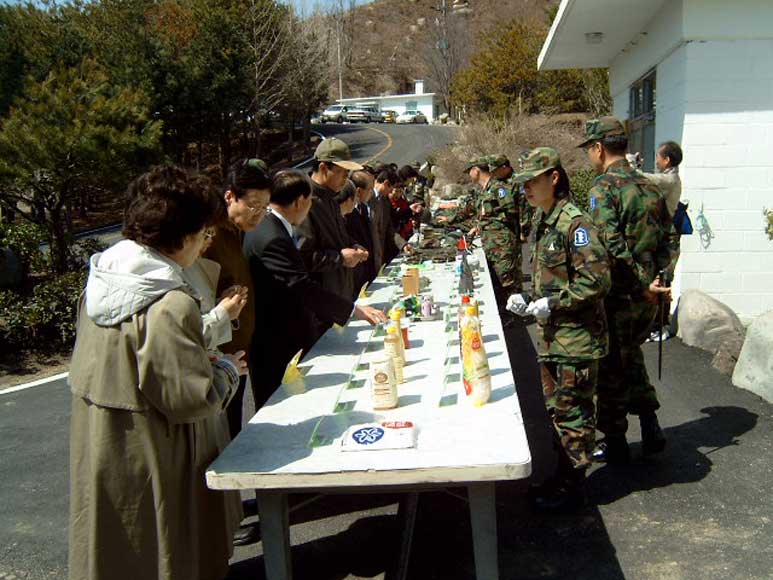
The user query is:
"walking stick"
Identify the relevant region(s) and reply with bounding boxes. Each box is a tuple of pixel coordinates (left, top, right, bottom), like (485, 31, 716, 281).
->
(657, 269, 669, 380)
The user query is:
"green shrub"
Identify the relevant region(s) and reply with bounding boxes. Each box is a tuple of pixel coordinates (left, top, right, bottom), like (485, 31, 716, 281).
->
(0, 269, 87, 348)
(0, 221, 48, 273)
(569, 168, 597, 214)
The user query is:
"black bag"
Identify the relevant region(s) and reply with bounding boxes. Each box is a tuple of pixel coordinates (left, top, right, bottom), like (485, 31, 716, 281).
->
(673, 201, 693, 235)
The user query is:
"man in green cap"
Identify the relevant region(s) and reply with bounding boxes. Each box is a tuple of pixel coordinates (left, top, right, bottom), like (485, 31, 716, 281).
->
(507, 147, 610, 510)
(296, 138, 368, 322)
(466, 156, 523, 315)
(580, 117, 678, 463)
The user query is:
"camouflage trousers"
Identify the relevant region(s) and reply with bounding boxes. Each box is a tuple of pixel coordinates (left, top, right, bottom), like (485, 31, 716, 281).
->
(483, 235, 523, 306)
(596, 295, 661, 436)
(541, 359, 598, 469)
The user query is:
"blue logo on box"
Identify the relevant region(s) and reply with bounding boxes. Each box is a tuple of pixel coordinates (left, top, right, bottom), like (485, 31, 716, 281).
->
(352, 427, 385, 445)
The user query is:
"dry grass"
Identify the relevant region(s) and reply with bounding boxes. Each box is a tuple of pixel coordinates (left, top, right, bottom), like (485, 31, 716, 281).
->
(434, 112, 590, 182)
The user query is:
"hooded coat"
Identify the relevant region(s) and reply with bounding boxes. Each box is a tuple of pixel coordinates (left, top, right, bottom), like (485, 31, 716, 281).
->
(68, 240, 241, 580)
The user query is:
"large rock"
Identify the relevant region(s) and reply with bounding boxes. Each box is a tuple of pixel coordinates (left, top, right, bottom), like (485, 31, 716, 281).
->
(677, 290, 746, 373)
(732, 310, 773, 403)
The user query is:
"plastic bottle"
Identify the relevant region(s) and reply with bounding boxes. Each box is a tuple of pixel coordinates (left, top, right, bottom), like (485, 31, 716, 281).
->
(371, 355, 398, 410)
(384, 324, 405, 383)
(460, 306, 491, 406)
(390, 308, 410, 349)
(458, 253, 474, 295)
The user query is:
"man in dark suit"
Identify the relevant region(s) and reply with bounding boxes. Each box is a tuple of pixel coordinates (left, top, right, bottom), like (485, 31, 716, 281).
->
(346, 172, 377, 291)
(244, 170, 386, 403)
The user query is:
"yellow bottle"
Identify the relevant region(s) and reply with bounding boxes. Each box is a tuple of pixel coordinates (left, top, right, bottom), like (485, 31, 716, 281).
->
(460, 306, 491, 406)
(384, 324, 405, 383)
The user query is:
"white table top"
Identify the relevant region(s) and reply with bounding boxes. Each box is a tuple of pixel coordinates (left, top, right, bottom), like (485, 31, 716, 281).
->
(206, 248, 532, 491)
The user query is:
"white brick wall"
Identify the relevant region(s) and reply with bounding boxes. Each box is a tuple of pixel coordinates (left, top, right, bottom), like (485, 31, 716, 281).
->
(612, 25, 773, 322)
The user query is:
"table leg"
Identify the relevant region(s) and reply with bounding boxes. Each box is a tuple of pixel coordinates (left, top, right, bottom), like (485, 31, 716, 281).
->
(467, 482, 499, 580)
(257, 491, 292, 580)
(388, 492, 420, 580)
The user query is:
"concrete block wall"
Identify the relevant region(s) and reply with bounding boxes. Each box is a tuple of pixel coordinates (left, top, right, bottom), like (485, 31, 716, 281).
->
(678, 39, 773, 322)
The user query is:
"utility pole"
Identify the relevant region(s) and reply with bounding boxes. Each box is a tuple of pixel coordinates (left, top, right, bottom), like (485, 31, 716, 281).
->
(336, 18, 344, 101)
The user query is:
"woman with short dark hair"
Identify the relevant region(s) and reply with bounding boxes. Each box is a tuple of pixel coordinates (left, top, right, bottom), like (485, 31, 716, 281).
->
(68, 165, 247, 580)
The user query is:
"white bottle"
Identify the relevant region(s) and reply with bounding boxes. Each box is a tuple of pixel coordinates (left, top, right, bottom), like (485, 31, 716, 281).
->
(371, 355, 398, 410)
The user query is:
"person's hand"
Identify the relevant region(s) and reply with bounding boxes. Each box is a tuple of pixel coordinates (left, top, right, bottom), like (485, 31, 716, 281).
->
(435, 216, 449, 224)
(341, 248, 361, 268)
(402, 243, 414, 254)
(218, 285, 248, 320)
(625, 152, 643, 169)
(353, 246, 369, 263)
(643, 279, 671, 304)
(438, 202, 458, 210)
(506, 293, 529, 316)
(526, 297, 551, 320)
(467, 226, 479, 238)
(520, 234, 528, 243)
(410, 202, 424, 214)
(354, 305, 387, 325)
(223, 350, 249, 376)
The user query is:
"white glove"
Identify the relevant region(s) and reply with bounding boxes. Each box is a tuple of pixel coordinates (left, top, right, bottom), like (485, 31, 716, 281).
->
(526, 297, 551, 320)
(506, 293, 529, 316)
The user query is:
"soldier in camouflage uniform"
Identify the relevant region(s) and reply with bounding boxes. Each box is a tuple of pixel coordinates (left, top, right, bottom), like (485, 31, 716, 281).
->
(507, 147, 610, 510)
(466, 156, 523, 314)
(580, 117, 678, 463)
(490, 153, 535, 243)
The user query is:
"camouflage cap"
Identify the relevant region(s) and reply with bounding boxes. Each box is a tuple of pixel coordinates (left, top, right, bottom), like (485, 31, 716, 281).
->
(488, 154, 510, 171)
(512, 147, 561, 183)
(463, 156, 491, 172)
(314, 137, 363, 171)
(577, 116, 626, 148)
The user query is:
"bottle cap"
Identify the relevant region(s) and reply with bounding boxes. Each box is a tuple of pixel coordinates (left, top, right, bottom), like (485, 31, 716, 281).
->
(461, 295, 470, 304)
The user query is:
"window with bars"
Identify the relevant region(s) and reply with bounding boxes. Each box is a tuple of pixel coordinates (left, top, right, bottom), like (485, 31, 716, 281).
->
(628, 70, 656, 171)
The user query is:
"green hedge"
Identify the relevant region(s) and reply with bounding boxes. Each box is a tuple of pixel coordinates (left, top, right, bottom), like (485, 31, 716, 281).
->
(569, 168, 597, 214)
(0, 269, 87, 348)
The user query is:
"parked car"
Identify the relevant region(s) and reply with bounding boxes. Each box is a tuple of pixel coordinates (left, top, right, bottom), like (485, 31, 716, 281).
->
(381, 110, 397, 123)
(396, 110, 428, 124)
(346, 106, 382, 123)
(321, 104, 348, 123)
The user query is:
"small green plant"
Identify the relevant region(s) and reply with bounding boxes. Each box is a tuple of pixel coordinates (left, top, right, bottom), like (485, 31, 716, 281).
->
(0, 221, 48, 273)
(569, 168, 597, 214)
(0, 269, 87, 348)
(764, 208, 773, 241)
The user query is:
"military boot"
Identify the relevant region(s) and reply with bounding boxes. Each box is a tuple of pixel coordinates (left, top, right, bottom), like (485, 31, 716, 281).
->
(591, 435, 630, 464)
(640, 412, 667, 456)
(532, 467, 588, 512)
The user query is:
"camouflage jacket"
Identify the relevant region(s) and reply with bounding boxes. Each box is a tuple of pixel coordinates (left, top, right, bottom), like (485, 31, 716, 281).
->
(505, 175, 534, 240)
(588, 159, 679, 297)
(406, 181, 428, 205)
(480, 177, 519, 235)
(444, 189, 477, 224)
(532, 197, 610, 361)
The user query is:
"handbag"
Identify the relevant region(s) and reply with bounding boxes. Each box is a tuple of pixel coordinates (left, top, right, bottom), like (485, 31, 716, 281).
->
(673, 201, 693, 235)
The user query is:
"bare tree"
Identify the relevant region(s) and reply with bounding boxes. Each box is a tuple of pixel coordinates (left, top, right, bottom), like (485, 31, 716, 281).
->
(327, 0, 356, 100)
(244, 0, 292, 155)
(423, 0, 471, 118)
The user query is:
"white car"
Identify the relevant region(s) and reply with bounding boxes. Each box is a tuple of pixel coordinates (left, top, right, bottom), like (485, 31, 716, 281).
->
(320, 105, 348, 123)
(396, 110, 428, 124)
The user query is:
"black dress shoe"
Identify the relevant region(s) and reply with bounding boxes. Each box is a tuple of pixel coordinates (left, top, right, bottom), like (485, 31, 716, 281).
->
(640, 412, 667, 456)
(592, 436, 630, 464)
(532, 469, 588, 512)
(233, 524, 259, 546)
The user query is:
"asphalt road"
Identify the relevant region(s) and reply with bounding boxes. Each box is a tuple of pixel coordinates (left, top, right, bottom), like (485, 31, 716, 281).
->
(2, 123, 772, 579)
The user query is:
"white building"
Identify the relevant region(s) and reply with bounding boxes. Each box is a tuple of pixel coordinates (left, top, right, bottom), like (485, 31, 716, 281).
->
(338, 80, 445, 122)
(539, 0, 773, 322)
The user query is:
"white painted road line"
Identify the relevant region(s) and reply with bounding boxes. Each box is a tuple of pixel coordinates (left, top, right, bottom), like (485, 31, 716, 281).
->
(0, 371, 68, 395)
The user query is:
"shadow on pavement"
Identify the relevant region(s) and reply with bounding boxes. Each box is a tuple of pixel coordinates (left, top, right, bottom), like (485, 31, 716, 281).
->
(589, 405, 759, 506)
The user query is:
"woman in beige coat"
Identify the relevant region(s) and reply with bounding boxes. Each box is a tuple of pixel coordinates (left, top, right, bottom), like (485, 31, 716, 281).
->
(68, 166, 247, 580)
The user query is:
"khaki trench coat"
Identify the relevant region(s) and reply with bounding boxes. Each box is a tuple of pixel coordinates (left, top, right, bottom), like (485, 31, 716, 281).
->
(68, 290, 240, 580)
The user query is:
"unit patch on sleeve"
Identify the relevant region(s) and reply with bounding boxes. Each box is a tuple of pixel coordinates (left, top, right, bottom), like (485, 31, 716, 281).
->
(573, 227, 590, 247)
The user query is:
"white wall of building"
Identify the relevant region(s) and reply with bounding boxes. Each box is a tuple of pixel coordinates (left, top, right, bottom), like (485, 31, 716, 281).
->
(609, 0, 773, 321)
(338, 94, 439, 121)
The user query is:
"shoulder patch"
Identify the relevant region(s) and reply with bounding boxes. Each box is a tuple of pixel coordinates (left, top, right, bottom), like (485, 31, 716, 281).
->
(589, 196, 597, 211)
(498, 187, 507, 199)
(573, 227, 590, 248)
